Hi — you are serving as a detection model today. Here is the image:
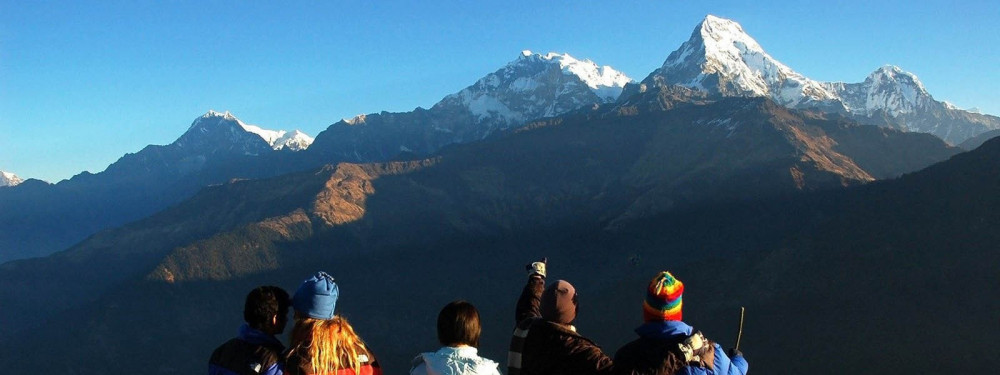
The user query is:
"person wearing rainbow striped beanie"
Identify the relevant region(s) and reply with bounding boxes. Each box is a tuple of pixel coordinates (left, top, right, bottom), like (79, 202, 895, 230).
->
(611, 271, 748, 375)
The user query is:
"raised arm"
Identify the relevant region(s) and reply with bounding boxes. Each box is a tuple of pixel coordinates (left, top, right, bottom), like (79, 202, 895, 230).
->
(514, 259, 547, 325)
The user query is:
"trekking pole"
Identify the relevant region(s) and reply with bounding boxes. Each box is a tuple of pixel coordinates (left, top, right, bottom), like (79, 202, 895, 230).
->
(734, 306, 745, 350)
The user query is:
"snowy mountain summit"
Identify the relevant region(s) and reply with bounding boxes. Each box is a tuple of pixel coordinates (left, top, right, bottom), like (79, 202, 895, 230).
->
(526, 50, 633, 101)
(0, 171, 23, 187)
(823, 65, 933, 117)
(309, 51, 632, 162)
(653, 15, 836, 107)
(434, 50, 633, 135)
(194, 110, 313, 151)
(176, 110, 273, 156)
(631, 15, 1000, 144)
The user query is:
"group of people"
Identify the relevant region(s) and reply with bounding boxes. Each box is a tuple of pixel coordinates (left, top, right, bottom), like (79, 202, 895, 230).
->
(208, 260, 748, 375)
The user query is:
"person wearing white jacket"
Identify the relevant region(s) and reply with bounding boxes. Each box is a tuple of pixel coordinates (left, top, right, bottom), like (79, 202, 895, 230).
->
(410, 301, 502, 375)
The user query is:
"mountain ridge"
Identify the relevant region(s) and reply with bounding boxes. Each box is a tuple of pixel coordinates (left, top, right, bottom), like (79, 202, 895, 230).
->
(625, 15, 1000, 144)
(0, 98, 989, 374)
(306, 51, 632, 162)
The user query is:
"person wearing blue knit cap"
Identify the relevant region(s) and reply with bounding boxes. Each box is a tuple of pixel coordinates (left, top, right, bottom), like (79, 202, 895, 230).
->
(284, 272, 383, 375)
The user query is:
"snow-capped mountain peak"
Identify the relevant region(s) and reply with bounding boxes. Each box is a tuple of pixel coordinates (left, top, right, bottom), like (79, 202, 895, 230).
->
(695, 15, 767, 63)
(241, 122, 314, 151)
(434, 50, 632, 134)
(867, 65, 927, 92)
(651, 15, 837, 107)
(191, 110, 238, 129)
(188, 110, 313, 151)
(534, 51, 633, 100)
(859, 65, 932, 116)
(822, 65, 935, 117)
(631, 15, 1000, 145)
(1, 171, 23, 187)
(270, 130, 314, 151)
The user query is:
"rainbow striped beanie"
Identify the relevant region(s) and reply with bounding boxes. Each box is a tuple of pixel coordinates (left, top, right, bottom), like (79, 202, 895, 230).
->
(643, 271, 684, 322)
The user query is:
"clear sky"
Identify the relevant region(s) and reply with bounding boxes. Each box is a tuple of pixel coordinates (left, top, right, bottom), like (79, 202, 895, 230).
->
(2, 0, 998, 183)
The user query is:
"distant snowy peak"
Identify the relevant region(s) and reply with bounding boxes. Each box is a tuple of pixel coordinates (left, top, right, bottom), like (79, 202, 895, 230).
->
(436, 51, 632, 132)
(190, 110, 312, 151)
(240, 122, 314, 151)
(653, 15, 836, 106)
(824, 65, 934, 117)
(190, 110, 239, 130)
(0, 171, 23, 187)
(271, 130, 314, 151)
(174, 111, 273, 156)
(633, 15, 1000, 144)
(524, 50, 633, 101)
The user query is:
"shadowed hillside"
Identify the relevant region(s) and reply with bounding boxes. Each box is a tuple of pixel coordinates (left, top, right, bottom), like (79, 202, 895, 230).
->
(0, 98, 982, 374)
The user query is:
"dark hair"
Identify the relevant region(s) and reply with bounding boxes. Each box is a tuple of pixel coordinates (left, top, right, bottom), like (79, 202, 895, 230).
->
(244, 286, 290, 331)
(437, 300, 481, 347)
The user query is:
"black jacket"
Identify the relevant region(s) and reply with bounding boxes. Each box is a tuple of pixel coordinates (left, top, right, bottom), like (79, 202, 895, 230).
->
(209, 324, 286, 375)
(508, 276, 613, 375)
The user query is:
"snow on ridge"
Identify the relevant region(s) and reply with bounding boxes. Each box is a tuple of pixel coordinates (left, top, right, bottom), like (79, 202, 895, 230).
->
(520, 51, 632, 101)
(461, 89, 519, 123)
(819, 65, 934, 116)
(240, 122, 313, 151)
(344, 114, 367, 125)
(189, 110, 312, 150)
(541, 52, 632, 91)
(271, 130, 314, 151)
(660, 15, 837, 106)
(867, 65, 928, 94)
(0, 171, 24, 187)
(442, 50, 633, 125)
(240, 122, 285, 144)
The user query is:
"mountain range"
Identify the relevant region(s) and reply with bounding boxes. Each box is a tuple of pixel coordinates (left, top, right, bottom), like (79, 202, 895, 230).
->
(307, 50, 631, 162)
(623, 15, 1000, 144)
(0, 51, 634, 262)
(0, 15, 998, 373)
(0, 111, 313, 262)
(0, 96, 992, 373)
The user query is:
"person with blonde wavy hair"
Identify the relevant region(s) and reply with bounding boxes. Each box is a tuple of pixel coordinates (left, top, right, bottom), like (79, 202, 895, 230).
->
(284, 272, 382, 375)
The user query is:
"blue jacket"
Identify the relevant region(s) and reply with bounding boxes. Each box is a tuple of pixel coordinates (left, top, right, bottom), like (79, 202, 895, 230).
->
(614, 321, 748, 375)
(209, 324, 285, 375)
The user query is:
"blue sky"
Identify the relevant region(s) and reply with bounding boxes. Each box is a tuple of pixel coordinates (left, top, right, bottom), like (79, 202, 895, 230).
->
(2, 0, 998, 182)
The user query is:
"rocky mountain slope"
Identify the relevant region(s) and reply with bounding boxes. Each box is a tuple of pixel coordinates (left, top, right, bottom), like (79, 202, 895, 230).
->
(0, 111, 301, 262)
(958, 128, 1000, 150)
(0, 53, 629, 263)
(0, 97, 965, 373)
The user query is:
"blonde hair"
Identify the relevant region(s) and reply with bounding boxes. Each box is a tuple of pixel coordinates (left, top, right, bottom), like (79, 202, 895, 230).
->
(288, 315, 373, 374)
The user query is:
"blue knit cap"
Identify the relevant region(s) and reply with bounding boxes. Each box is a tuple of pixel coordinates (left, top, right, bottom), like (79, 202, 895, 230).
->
(292, 271, 339, 320)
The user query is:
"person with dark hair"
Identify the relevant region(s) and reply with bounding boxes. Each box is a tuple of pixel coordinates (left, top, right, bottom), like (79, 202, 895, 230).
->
(612, 271, 748, 375)
(209, 285, 291, 375)
(284, 272, 382, 375)
(508, 258, 613, 375)
(409, 300, 502, 375)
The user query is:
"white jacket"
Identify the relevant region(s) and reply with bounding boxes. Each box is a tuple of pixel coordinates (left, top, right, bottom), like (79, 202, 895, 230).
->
(409, 346, 502, 375)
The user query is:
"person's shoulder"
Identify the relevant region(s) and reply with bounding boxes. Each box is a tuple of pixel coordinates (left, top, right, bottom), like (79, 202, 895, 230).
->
(613, 337, 644, 356)
(209, 337, 247, 359)
(470, 354, 500, 369)
(408, 357, 429, 375)
(464, 356, 501, 375)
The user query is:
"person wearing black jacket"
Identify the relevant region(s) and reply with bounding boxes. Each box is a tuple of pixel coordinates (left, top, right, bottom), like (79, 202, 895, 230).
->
(209, 286, 291, 375)
(508, 258, 613, 375)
